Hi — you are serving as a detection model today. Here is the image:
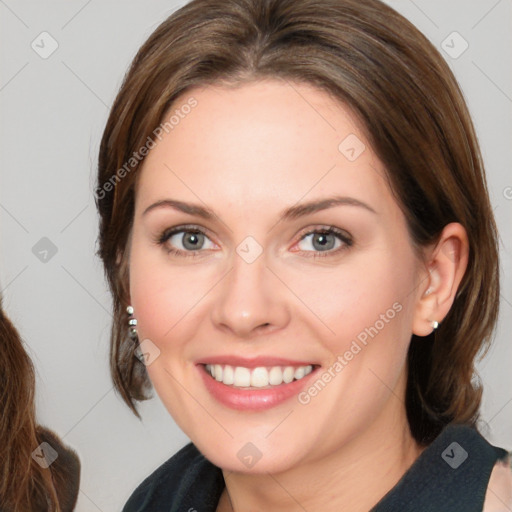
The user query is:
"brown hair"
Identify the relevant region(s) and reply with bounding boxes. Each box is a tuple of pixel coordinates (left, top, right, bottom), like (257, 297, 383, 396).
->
(0, 298, 81, 511)
(96, 0, 499, 444)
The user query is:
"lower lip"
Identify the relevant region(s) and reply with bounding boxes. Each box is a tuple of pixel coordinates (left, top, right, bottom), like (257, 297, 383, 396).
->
(198, 365, 318, 411)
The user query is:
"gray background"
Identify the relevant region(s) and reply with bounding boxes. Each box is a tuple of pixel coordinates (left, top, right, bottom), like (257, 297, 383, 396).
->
(0, 1, 510, 510)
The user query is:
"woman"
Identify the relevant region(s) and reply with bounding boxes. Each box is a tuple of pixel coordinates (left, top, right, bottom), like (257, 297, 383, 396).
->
(0, 297, 81, 511)
(95, 0, 511, 510)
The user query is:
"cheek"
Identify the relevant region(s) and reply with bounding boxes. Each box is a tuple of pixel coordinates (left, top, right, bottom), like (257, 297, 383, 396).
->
(128, 240, 216, 347)
(128, 243, 206, 420)
(129, 241, 179, 342)
(289, 255, 417, 432)
(287, 250, 417, 356)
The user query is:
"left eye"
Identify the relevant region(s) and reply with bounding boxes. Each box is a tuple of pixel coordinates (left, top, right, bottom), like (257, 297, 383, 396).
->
(160, 228, 216, 253)
(296, 229, 351, 253)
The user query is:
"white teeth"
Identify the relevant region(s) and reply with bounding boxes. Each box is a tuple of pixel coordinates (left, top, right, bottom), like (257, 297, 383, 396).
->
(283, 366, 294, 383)
(251, 367, 268, 388)
(223, 364, 234, 385)
(205, 364, 313, 388)
(294, 366, 305, 380)
(268, 366, 283, 385)
(233, 366, 251, 387)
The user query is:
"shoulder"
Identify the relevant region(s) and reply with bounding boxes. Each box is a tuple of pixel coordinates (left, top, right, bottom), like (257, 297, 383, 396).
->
(374, 423, 509, 512)
(483, 453, 512, 512)
(122, 442, 201, 509)
(122, 442, 224, 512)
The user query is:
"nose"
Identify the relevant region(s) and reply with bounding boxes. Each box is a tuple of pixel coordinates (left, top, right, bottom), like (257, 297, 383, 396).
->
(210, 249, 291, 338)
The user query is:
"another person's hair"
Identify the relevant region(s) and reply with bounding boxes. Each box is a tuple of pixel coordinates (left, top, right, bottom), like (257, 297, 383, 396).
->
(0, 298, 81, 511)
(96, 0, 499, 444)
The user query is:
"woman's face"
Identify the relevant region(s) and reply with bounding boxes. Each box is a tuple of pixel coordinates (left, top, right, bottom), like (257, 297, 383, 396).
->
(129, 79, 427, 473)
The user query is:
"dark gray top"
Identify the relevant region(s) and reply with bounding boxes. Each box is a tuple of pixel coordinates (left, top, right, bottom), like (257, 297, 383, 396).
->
(123, 424, 509, 512)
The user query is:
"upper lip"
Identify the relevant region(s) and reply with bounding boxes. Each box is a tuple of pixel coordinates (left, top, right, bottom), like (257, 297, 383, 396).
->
(196, 355, 318, 368)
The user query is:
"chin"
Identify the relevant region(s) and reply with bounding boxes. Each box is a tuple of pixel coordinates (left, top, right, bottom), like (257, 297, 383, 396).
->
(189, 432, 312, 475)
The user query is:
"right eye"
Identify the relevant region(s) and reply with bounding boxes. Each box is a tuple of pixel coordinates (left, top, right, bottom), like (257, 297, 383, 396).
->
(157, 225, 216, 257)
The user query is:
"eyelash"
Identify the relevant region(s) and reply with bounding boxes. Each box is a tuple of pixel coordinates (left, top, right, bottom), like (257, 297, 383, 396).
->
(155, 224, 353, 259)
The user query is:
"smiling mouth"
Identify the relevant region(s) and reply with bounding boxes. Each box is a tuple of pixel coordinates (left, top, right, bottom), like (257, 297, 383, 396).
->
(203, 363, 315, 388)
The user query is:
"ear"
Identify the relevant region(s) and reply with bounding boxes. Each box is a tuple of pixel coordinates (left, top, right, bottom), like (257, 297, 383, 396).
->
(412, 222, 469, 337)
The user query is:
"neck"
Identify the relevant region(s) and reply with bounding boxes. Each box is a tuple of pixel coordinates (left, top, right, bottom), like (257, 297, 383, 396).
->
(218, 393, 424, 512)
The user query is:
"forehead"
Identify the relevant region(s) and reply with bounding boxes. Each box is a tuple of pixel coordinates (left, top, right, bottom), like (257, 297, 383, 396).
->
(135, 79, 395, 218)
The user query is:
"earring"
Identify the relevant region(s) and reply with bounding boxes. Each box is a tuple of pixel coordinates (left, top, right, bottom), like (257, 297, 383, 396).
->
(424, 288, 432, 296)
(127, 305, 138, 340)
(431, 320, 439, 330)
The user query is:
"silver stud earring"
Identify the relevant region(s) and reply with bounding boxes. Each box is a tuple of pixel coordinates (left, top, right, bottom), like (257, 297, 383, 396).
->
(431, 320, 439, 330)
(127, 305, 138, 340)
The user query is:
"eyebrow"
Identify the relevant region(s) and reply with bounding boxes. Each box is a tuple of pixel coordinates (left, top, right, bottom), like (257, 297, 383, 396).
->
(142, 195, 377, 221)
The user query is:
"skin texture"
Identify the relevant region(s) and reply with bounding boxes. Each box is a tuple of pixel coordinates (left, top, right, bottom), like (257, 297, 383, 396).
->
(128, 79, 469, 512)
